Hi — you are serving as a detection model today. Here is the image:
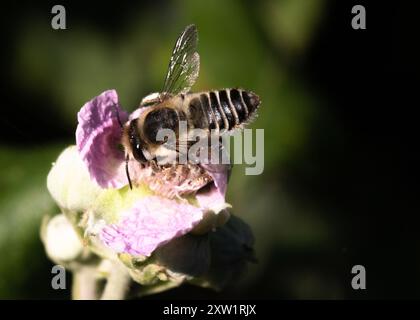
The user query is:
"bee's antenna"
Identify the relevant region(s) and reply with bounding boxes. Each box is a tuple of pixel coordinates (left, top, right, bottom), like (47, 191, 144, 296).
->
(114, 104, 123, 128)
(125, 154, 133, 190)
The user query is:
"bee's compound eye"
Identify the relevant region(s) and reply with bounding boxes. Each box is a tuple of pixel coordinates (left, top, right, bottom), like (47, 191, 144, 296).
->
(128, 120, 148, 163)
(133, 144, 148, 163)
(144, 108, 178, 144)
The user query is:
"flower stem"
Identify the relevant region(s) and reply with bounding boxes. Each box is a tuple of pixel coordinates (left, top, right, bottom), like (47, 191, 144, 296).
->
(100, 262, 131, 300)
(72, 267, 99, 300)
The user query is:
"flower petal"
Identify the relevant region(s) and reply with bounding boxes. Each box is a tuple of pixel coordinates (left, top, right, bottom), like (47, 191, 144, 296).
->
(196, 163, 231, 214)
(196, 183, 229, 214)
(76, 90, 130, 188)
(47, 146, 102, 212)
(100, 196, 203, 256)
(200, 163, 231, 196)
(154, 233, 210, 277)
(196, 214, 256, 290)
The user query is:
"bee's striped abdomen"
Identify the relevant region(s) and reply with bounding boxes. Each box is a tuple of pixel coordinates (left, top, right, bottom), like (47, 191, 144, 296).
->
(219, 90, 235, 129)
(209, 91, 227, 130)
(187, 89, 260, 131)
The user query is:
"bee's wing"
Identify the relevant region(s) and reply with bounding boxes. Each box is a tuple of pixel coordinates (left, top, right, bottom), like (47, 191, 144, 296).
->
(160, 24, 200, 100)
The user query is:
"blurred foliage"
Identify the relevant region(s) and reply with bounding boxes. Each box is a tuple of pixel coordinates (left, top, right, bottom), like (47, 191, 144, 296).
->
(0, 0, 371, 299)
(0, 145, 63, 298)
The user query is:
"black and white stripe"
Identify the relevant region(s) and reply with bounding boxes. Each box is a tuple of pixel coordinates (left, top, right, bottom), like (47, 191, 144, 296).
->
(187, 89, 260, 131)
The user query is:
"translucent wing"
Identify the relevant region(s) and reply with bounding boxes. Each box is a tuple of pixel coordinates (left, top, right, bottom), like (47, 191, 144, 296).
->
(161, 24, 200, 100)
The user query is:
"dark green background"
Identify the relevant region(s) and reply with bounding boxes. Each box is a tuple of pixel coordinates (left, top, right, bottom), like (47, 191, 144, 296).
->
(0, 0, 418, 299)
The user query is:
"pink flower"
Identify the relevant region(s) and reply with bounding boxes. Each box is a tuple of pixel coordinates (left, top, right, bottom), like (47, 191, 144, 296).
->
(100, 196, 203, 256)
(76, 90, 231, 257)
(76, 90, 129, 188)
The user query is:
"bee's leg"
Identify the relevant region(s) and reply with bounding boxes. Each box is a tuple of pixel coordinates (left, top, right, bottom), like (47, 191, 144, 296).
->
(172, 189, 189, 204)
(150, 159, 160, 173)
(175, 191, 186, 203)
(171, 160, 178, 171)
(125, 154, 133, 190)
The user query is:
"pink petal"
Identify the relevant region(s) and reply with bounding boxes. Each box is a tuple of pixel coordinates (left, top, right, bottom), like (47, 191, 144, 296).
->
(100, 196, 204, 256)
(200, 163, 231, 196)
(196, 183, 227, 212)
(76, 90, 130, 188)
(196, 164, 231, 211)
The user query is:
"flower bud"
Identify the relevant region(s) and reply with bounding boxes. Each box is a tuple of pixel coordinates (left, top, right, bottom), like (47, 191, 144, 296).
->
(42, 214, 84, 263)
(47, 146, 101, 213)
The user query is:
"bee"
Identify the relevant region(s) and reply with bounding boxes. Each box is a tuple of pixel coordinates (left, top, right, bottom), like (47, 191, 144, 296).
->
(122, 24, 261, 189)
